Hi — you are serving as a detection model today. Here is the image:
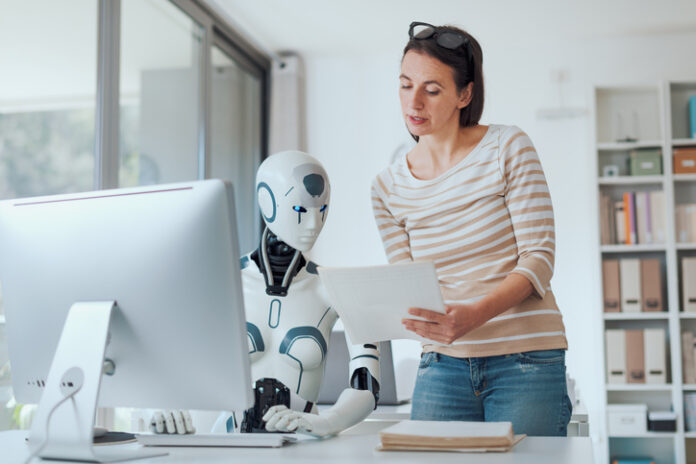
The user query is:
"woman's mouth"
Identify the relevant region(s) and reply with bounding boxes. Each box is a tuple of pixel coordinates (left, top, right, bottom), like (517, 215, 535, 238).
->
(409, 115, 427, 125)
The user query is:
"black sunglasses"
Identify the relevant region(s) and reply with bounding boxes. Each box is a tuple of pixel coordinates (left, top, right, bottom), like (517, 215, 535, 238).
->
(409, 22, 469, 51)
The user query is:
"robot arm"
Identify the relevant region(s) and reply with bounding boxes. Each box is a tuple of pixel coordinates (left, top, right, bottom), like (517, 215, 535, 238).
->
(263, 332, 380, 437)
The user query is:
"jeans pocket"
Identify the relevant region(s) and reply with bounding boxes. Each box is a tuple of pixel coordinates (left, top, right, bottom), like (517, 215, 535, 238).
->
(516, 349, 565, 365)
(418, 352, 436, 369)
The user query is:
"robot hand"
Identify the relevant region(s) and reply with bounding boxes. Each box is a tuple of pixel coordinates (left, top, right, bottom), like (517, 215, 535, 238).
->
(263, 405, 331, 437)
(149, 410, 196, 434)
(263, 388, 375, 437)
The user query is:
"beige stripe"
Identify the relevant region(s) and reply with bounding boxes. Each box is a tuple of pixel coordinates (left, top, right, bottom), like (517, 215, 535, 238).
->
(391, 158, 499, 190)
(410, 195, 502, 229)
(432, 233, 518, 267)
(410, 213, 512, 252)
(410, 202, 509, 240)
(388, 180, 503, 215)
(501, 131, 526, 152)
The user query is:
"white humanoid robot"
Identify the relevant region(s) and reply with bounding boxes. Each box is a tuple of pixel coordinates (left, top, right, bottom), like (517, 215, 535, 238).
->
(151, 151, 380, 437)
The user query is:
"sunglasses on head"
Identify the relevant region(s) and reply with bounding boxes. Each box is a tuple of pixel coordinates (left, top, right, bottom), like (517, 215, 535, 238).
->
(409, 22, 469, 50)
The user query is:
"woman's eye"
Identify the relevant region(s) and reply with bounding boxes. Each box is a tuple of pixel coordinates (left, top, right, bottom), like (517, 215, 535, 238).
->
(426, 89, 440, 96)
(293, 206, 307, 213)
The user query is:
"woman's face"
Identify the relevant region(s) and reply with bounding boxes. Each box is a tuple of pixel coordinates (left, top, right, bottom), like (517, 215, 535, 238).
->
(399, 50, 471, 138)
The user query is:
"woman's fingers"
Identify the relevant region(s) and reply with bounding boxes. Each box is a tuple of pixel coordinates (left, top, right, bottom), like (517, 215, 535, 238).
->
(408, 307, 449, 323)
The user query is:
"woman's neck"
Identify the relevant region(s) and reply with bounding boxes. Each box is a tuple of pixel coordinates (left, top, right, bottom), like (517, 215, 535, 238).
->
(409, 123, 487, 180)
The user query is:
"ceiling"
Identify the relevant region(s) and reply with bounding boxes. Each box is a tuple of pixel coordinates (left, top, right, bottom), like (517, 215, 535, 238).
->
(209, 0, 696, 58)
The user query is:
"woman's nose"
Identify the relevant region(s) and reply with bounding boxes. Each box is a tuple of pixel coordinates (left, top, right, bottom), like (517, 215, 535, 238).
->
(408, 91, 424, 110)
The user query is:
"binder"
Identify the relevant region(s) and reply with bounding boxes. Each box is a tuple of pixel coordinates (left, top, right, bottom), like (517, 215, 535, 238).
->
(624, 192, 637, 245)
(636, 193, 647, 244)
(650, 191, 665, 243)
(606, 329, 627, 383)
(684, 257, 696, 312)
(625, 329, 645, 383)
(682, 331, 696, 384)
(641, 259, 663, 312)
(644, 328, 666, 384)
(644, 191, 653, 244)
(615, 201, 626, 244)
(690, 95, 696, 139)
(620, 258, 641, 312)
(602, 260, 621, 312)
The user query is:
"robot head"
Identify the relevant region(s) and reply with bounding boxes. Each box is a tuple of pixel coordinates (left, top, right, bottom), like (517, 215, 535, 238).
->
(256, 151, 330, 252)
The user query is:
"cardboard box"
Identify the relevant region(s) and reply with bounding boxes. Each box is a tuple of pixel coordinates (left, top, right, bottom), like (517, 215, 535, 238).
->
(674, 148, 696, 174)
(607, 404, 647, 435)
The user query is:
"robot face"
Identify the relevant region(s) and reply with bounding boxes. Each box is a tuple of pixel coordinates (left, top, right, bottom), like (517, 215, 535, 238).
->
(256, 151, 330, 252)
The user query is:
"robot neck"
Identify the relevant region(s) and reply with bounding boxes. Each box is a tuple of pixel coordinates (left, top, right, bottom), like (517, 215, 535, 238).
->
(251, 228, 306, 296)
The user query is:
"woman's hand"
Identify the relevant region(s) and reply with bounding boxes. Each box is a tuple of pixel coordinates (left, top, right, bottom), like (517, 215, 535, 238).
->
(402, 303, 486, 344)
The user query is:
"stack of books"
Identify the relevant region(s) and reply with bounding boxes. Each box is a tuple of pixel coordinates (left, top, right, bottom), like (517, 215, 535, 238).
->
(599, 191, 665, 245)
(377, 420, 524, 453)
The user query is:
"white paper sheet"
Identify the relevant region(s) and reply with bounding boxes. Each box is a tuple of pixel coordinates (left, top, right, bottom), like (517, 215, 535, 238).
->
(317, 261, 445, 344)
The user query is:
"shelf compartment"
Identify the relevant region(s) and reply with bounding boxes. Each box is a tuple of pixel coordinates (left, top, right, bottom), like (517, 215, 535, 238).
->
(604, 313, 669, 321)
(607, 384, 673, 392)
(675, 174, 696, 183)
(599, 176, 664, 185)
(601, 244, 666, 253)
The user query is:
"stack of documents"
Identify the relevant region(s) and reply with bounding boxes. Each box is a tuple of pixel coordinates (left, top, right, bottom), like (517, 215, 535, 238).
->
(377, 420, 525, 453)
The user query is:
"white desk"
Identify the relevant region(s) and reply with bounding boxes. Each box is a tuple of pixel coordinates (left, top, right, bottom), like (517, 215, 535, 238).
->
(321, 401, 590, 437)
(2, 420, 594, 464)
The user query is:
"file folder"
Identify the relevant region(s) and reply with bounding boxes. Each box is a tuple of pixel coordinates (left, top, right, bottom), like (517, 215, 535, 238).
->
(626, 329, 645, 383)
(684, 257, 696, 313)
(620, 259, 641, 312)
(644, 328, 666, 384)
(606, 329, 627, 384)
(641, 259, 663, 312)
(602, 260, 621, 312)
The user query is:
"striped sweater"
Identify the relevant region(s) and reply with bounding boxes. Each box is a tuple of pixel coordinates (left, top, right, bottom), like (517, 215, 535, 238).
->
(371, 124, 567, 358)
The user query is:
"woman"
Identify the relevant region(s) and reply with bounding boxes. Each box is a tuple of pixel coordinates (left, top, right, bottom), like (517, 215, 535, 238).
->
(371, 22, 571, 436)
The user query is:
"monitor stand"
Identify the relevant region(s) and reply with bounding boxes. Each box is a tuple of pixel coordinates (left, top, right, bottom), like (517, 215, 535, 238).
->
(28, 301, 166, 462)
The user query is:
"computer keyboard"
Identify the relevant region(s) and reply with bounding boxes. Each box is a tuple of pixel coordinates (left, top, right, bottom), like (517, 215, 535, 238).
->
(136, 432, 297, 448)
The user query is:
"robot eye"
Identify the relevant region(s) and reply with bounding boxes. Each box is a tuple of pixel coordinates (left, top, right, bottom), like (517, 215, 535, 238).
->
(293, 206, 307, 213)
(320, 205, 327, 212)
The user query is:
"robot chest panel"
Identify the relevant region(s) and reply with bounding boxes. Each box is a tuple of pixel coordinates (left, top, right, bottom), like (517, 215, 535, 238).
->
(245, 293, 334, 371)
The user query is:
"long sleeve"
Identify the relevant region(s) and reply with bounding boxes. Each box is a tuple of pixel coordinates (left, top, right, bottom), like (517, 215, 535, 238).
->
(370, 175, 412, 264)
(498, 127, 555, 298)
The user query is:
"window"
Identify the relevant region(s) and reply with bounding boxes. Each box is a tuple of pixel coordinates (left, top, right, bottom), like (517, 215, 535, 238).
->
(210, 44, 263, 253)
(119, 0, 204, 187)
(0, 0, 97, 200)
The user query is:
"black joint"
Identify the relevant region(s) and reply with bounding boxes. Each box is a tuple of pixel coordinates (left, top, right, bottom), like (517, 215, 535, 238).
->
(363, 344, 377, 350)
(350, 367, 380, 406)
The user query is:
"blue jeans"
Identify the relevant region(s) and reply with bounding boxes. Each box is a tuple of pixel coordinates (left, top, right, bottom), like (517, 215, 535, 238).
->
(411, 350, 572, 436)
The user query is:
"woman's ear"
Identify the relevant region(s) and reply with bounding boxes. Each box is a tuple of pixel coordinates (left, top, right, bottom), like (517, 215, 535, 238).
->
(457, 82, 474, 109)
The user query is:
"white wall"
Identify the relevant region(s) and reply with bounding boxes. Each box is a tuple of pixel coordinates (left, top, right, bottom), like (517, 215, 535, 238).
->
(302, 31, 696, 460)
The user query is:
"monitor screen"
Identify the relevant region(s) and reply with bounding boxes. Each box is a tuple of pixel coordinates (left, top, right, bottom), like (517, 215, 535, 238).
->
(0, 180, 253, 413)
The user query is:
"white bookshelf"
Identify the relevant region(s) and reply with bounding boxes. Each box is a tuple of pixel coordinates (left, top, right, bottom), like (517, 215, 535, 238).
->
(594, 81, 696, 464)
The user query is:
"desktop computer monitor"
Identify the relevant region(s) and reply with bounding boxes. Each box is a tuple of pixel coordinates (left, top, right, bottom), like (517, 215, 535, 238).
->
(0, 180, 253, 461)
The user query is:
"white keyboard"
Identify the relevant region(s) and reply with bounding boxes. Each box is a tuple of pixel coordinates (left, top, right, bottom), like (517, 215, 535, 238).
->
(135, 433, 297, 448)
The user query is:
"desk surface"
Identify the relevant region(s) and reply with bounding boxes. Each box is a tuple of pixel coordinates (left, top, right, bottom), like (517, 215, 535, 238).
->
(2, 421, 594, 464)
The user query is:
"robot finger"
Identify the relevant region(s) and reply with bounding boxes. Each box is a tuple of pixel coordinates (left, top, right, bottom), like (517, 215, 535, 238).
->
(273, 411, 299, 431)
(164, 410, 177, 434)
(264, 407, 292, 431)
(182, 410, 196, 434)
(150, 411, 165, 434)
(173, 410, 186, 434)
(286, 418, 301, 432)
(262, 404, 288, 422)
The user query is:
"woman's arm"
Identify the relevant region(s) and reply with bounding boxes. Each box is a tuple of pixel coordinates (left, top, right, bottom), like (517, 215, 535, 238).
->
(403, 273, 533, 344)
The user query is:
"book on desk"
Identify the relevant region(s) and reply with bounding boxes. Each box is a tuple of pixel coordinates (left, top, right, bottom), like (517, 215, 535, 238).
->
(377, 420, 525, 453)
